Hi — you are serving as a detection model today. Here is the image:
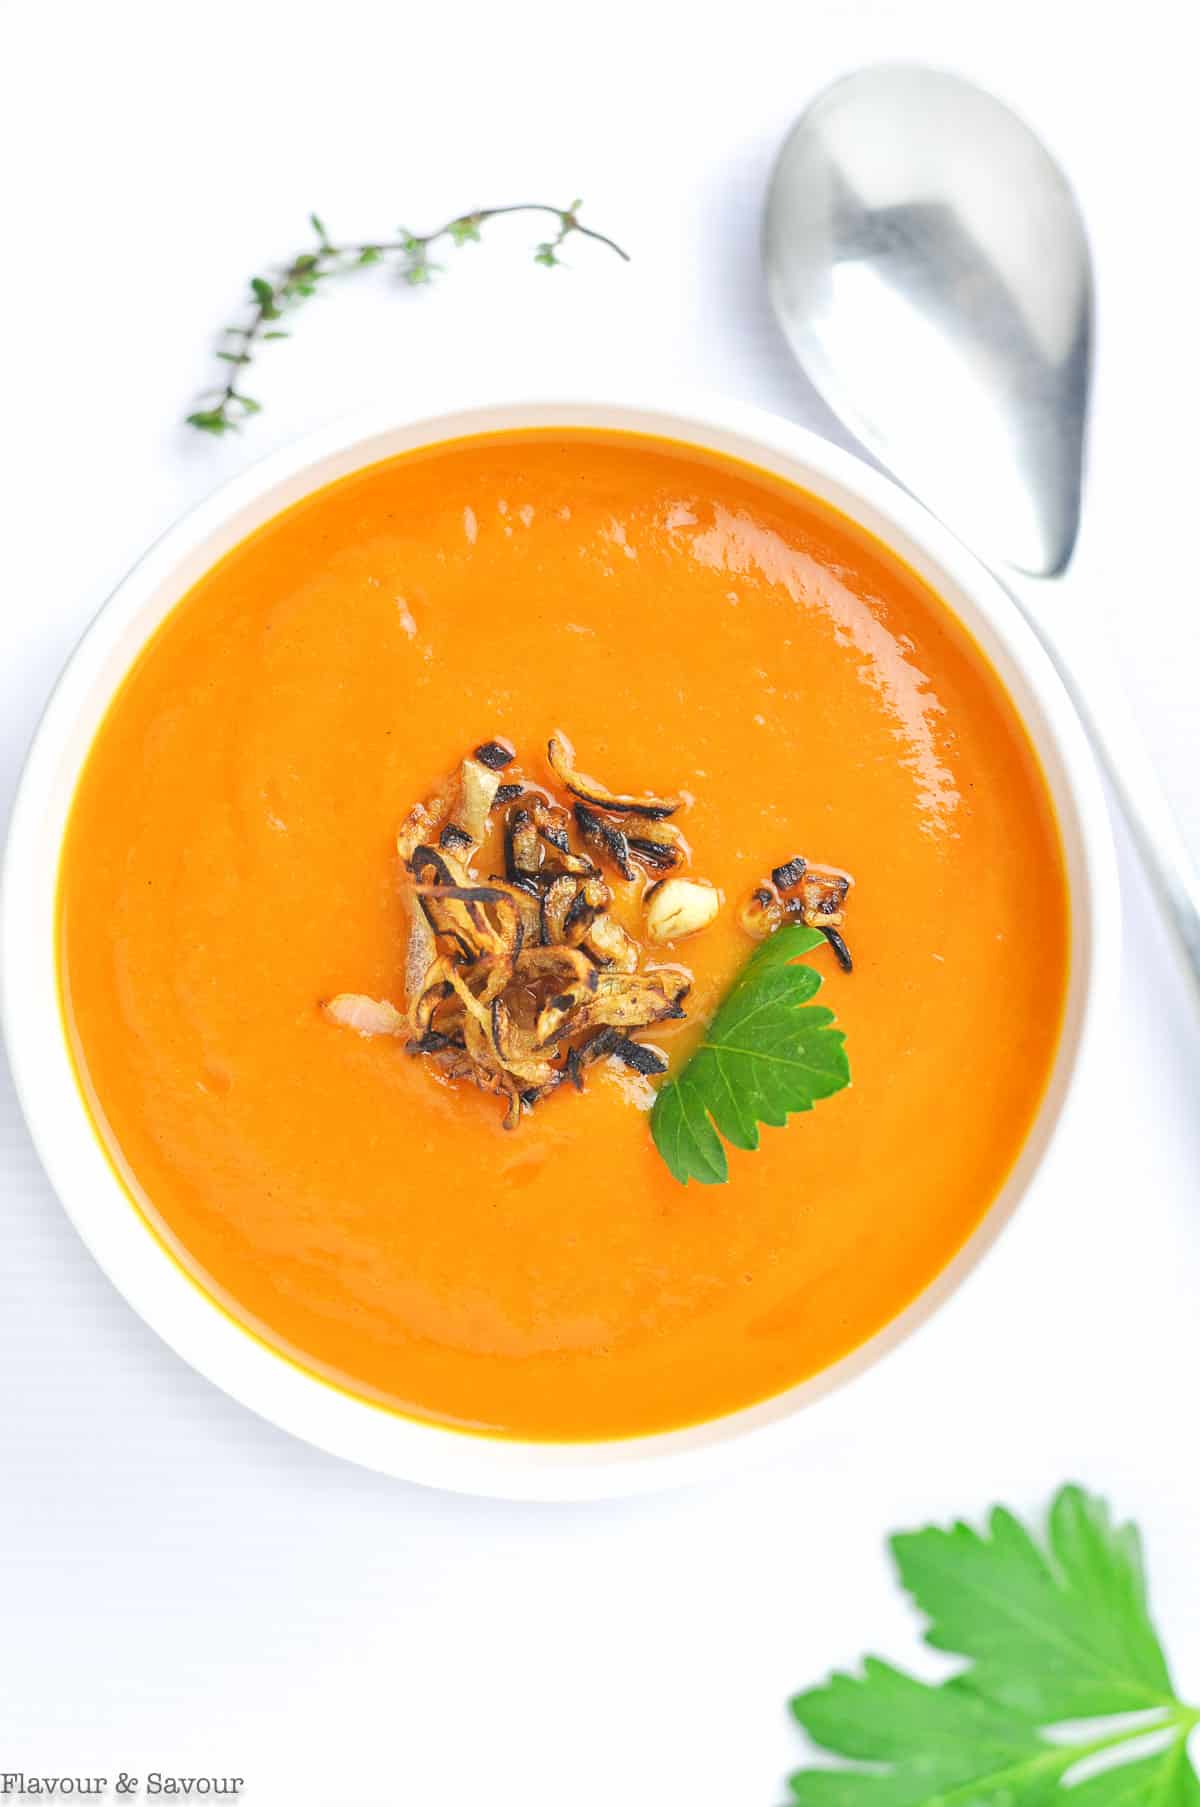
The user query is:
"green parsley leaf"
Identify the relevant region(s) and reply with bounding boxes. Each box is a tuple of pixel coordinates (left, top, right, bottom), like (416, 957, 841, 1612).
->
(792, 1662, 1063, 1806)
(788, 1486, 1200, 1807)
(650, 922, 849, 1185)
(892, 1484, 1178, 1719)
(1077, 1749, 1200, 1807)
(1070, 1747, 1200, 1807)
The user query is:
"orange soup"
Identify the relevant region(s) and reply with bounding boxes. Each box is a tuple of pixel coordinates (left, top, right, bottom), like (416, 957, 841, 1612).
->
(58, 432, 1068, 1440)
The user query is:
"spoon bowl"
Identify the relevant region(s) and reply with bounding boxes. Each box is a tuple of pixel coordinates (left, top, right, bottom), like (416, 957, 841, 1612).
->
(765, 64, 1200, 999)
(766, 66, 1091, 577)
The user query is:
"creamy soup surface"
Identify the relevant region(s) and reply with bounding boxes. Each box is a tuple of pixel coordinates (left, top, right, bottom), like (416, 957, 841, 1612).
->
(59, 432, 1068, 1439)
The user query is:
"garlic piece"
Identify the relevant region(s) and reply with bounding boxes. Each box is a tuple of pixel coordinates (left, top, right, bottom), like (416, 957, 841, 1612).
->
(323, 994, 405, 1037)
(644, 877, 720, 944)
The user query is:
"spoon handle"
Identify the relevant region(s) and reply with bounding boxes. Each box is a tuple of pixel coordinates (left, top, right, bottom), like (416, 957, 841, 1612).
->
(1003, 570, 1200, 1007)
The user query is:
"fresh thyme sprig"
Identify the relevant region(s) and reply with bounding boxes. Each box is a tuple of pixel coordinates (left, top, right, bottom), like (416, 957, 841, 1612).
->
(187, 200, 629, 436)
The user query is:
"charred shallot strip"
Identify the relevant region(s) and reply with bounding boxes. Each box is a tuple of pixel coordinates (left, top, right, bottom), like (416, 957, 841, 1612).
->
(455, 757, 502, 844)
(771, 855, 807, 891)
(474, 738, 516, 771)
(327, 737, 859, 1132)
(822, 927, 854, 973)
(564, 762, 687, 880)
(504, 806, 540, 883)
(540, 874, 584, 946)
(564, 1026, 669, 1084)
(547, 968, 689, 1042)
(627, 834, 682, 872)
(561, 887, 594, 941)
(410, 843, 456, 885)
(566, 1025, 624, 1083)
(415, 882, 518, 907)
(583, 912, 639, 971)
(411, 960, 455, 1032)
(530, 802, 596, 876)
(606, 1034, 669, 1076)
(547, 732, 681, 821)
(327, 735, 709, 1128)
(796, 869, 850, 928)
(741, 859, 855, 969)
(410, 847, 476, 962)
(574, 802, 636, 882)
(397, 797, 447, 865)
(740, 887, 785, 940)
(542, 870, 610, 946)
(406, 1027, 465, 1054)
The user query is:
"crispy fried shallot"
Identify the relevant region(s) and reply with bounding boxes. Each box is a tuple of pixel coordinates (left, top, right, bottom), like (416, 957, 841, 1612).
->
(741, 859, 854, 970)
(454, 761, 494, 841)
(605, 1033, 669, 1076)
(583, 912, 639, 971)
(627, 831, 684, 872)
(396, 742, 696, 1123)
(324, 734, 776, 1127)
(740, 886, 786, 940)
(473, 738, 516, 771)
(574, 802, 636, 882)
(547, 732, 681, 820)
(822, 927, 854, 973)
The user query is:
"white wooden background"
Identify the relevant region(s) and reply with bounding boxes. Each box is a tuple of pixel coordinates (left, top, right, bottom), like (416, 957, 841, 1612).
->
(2, 3, 1198, 1802)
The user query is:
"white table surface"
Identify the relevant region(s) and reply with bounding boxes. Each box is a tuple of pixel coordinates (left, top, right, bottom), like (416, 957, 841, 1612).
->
(3, 3, 1198, 1802)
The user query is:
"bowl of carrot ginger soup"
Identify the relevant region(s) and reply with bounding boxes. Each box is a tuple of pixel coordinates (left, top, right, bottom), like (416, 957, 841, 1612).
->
(1, 392, 1114, 1496)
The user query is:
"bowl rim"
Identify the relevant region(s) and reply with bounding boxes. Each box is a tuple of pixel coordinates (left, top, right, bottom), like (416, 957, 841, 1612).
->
(0, 384, 1117, 1499)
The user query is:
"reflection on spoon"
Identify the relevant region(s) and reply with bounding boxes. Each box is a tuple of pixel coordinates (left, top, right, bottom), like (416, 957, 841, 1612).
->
(764, 64, 1200, 1000)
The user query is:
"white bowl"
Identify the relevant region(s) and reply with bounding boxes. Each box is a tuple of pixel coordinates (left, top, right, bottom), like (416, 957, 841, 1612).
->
(0, 389, 1116, 1499)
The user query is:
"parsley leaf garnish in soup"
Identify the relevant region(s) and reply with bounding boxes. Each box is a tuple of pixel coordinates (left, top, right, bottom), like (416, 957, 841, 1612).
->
(651, 923, 850, 1186)
(58, 431, 1068, 1440)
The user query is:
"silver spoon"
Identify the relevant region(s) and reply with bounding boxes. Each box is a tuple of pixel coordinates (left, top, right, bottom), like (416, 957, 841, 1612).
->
(765, 64, 1200, 1001)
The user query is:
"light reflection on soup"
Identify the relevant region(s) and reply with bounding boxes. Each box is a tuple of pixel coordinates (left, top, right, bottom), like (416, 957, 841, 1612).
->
(58, 432, 1068, 1440)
